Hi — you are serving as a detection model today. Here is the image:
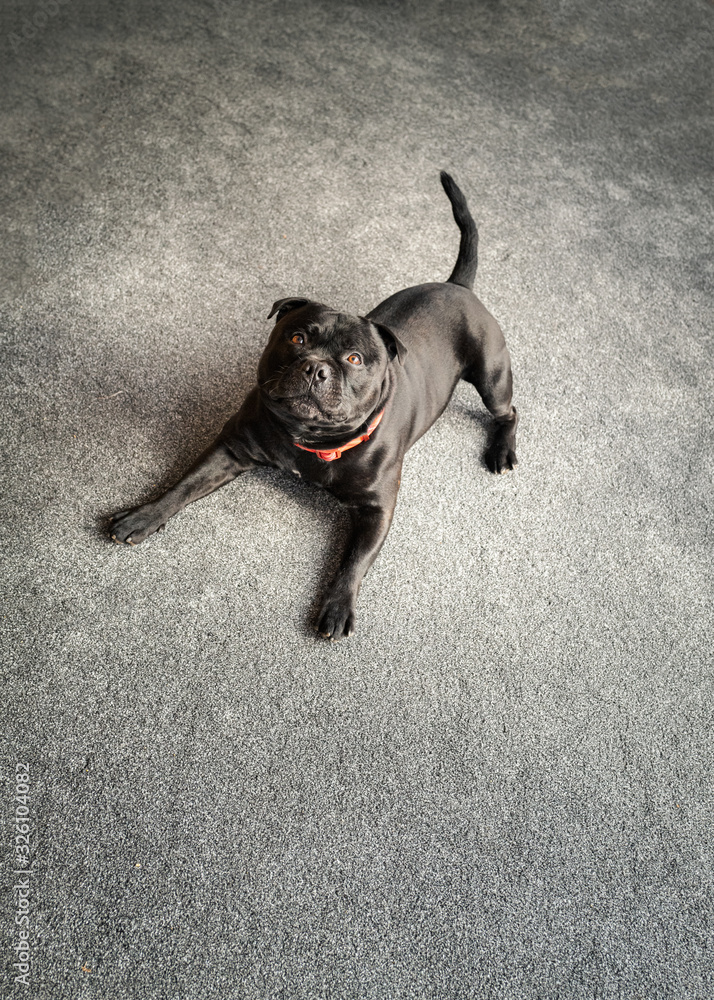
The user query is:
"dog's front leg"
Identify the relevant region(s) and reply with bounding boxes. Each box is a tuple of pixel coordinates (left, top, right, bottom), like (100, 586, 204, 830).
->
(317, 494, 398, 640)
(110, 441, 253, 545)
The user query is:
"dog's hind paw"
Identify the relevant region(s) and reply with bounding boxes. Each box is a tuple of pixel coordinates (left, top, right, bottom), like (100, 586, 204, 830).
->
(485, 442, 518, 475)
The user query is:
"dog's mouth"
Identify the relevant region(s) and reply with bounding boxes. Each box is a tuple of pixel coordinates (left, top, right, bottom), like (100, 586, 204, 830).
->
(262, 384, 336, 419)
(279, 392, 326, 416)
(261, 368, 344, 418)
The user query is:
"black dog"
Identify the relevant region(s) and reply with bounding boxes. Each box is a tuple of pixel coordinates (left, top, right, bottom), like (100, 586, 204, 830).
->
(110, 173, 518, 638)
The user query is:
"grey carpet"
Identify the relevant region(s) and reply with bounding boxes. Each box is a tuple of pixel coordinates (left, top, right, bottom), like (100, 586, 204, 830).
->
(2, 1, 713, 997)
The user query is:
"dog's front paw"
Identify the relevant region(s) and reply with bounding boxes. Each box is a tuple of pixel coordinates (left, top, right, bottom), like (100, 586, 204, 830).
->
(316, 592, 356, 640)
(109, 504, 165, 545)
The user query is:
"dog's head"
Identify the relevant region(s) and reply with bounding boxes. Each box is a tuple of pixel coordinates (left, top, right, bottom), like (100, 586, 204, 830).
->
(257, 298, 407, 437)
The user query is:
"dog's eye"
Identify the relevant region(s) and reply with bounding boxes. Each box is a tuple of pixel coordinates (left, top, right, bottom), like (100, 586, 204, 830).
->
(347, 353, 362, 365)
(291, 333, 304, 345)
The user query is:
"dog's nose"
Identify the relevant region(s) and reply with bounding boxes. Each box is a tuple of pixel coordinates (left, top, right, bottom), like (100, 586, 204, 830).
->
(301, 360, 329, 381)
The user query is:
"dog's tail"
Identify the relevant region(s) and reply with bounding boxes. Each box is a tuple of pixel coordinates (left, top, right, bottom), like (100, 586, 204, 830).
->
(440, 171, 478, 290)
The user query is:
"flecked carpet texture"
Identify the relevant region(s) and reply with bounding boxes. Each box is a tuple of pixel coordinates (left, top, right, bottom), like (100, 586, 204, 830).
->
(2, 1, 713, 997)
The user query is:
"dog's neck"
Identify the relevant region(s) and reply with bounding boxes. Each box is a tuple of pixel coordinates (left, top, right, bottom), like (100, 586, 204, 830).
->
(294, 409, 385, 462)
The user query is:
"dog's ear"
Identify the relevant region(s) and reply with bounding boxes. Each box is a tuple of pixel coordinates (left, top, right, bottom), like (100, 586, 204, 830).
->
(372, 322, 408, 365)
(267, 297, 311, 322)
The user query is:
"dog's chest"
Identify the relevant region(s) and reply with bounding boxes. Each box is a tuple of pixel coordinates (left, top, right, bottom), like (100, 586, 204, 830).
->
(275, 449, 337, 489)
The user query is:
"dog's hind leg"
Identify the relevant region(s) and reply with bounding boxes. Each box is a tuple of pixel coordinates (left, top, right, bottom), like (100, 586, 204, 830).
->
(462, 336, 518, 474)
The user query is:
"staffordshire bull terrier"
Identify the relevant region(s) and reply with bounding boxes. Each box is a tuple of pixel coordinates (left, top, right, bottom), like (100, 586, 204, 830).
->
(110, 172, 518, 638)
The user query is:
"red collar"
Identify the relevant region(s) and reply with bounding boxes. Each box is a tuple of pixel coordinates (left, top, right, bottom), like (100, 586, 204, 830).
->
(294, 409, 385, 462)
